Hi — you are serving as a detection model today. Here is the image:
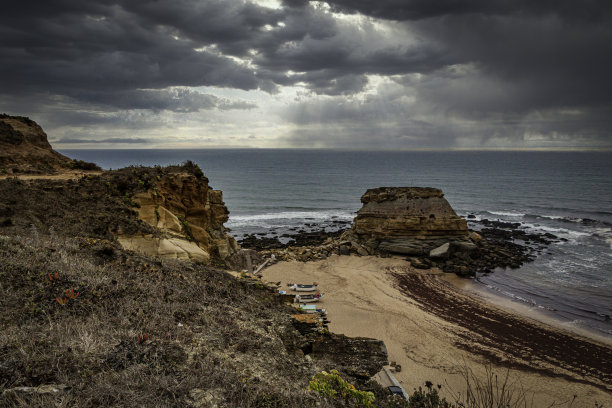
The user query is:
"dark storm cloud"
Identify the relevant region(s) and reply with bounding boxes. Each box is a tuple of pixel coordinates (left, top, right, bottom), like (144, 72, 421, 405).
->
(0, 0, 610, 147)
(250, 4, 458, 93)
(273, 0, 612, 147)
(317, 0, 612, 111)
(321, 0, 612, 22)
(53, 137, 152, 144)
(0, 0, 454, 104)
(72, 88, 257, 112)
(0, 0, 265, 107)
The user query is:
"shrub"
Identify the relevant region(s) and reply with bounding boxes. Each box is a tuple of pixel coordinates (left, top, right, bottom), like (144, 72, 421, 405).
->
(308, 369, 375, 407)
(450, 365, 532, 408)
(181, 160, 204, 179)
(69, 159, 102, 171)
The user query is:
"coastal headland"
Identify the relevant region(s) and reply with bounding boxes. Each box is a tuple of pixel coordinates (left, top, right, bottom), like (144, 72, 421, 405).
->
(1, 114, 610, 407)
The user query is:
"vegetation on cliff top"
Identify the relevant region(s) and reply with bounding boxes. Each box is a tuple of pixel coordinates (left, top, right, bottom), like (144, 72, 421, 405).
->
(0, 163, 207, 240)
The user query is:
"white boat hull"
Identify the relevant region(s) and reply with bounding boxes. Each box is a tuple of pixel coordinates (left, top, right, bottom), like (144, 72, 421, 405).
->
(294, 294, 323, 303)
(289, 284, 318, 292)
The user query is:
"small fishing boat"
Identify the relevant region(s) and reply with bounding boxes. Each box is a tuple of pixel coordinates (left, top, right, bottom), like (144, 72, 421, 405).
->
(294, 292, 323, 303)
(297, 304, 327, 315)
(287, 282, 318, 292)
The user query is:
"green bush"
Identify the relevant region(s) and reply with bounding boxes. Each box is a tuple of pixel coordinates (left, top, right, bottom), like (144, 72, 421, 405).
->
(181, 160, 204, 178)
(308, 369, 375, 407)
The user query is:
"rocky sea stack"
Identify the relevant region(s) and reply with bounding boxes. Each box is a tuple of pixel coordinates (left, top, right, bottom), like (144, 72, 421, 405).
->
(354, 187, 471, 255)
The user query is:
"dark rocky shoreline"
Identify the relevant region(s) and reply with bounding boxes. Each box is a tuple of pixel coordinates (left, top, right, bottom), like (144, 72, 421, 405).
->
(238, 225, 350, 250)
(237, 217, 563, 277)
(237, 187, 566, 277)
(421, 217, 565, 276)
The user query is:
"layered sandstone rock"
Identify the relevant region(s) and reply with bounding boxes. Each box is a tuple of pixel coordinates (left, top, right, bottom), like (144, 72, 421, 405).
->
(353, 187, 470, 255)
(122, 172, 238, 263)
(118, 235, 211, 262)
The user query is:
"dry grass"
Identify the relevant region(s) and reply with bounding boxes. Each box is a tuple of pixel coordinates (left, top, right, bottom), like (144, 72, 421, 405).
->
(0, 230, 322, 407)
(445, 364, 583, 408)
(0, 227, 403, 407)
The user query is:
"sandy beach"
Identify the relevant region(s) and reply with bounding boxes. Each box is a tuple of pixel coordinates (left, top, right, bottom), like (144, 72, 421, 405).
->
(262, 255, 612, 407)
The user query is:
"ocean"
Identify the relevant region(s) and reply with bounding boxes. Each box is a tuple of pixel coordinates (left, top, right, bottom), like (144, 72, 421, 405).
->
(61, 149, 612, 337)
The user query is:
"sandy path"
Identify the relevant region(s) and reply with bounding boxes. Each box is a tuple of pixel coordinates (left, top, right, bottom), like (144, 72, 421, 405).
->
(262, 255, 612, 407)
(0, 170, 102, 180)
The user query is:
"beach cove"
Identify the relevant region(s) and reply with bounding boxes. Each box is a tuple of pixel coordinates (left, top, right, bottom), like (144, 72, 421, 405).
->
(67, 149, 612, 338)
(262, 255, 612, 407)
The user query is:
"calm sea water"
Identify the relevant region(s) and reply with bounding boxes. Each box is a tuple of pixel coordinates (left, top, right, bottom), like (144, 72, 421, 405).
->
(61, 149, 612, 337)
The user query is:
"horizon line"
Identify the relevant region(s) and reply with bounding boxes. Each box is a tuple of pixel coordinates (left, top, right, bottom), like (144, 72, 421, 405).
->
(55, 146, 612, 152)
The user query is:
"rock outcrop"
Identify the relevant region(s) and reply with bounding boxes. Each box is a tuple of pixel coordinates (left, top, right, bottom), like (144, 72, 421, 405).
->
(120, 172, 238, 263)
(0, 114, 99, 174)
(0, 114, 52, 149)
(0, 114, 69, 173)
(353, 187, 470, 255)
(0, 114, 235, 263)
(310, 334, 388, 380)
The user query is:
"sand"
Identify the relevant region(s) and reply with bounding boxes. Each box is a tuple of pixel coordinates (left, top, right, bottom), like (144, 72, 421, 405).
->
(262, 255, 612, 407)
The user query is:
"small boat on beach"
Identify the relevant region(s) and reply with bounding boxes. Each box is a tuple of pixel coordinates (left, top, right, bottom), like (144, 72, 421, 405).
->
(294, 293, 323, 303)
(297, 304, 327, 315)
(287, 282, 318, 292)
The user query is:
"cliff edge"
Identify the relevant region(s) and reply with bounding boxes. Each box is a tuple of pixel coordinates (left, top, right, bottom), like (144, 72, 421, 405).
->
(119, 169, 239, 263)
(0, 123, 395, 406)
(0, 114, 100, 174)
(0, 114, 69, 173)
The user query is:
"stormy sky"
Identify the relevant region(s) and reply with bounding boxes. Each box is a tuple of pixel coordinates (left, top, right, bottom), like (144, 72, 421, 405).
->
(1, 0, 611, 149)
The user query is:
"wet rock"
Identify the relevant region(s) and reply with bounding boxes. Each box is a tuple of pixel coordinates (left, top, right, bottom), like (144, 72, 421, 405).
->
(429, 243, 450, 258)
(239, 234, 285, 250)
(469, 231, 483, 243)
(452, 240, 478, 253)
(338, 244, 351, 255)
(408, 257, 430, 269)
(239, 227, 347, 251)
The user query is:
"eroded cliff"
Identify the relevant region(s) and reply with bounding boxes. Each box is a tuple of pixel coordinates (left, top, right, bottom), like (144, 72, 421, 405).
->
(120, 171, 238, 263)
